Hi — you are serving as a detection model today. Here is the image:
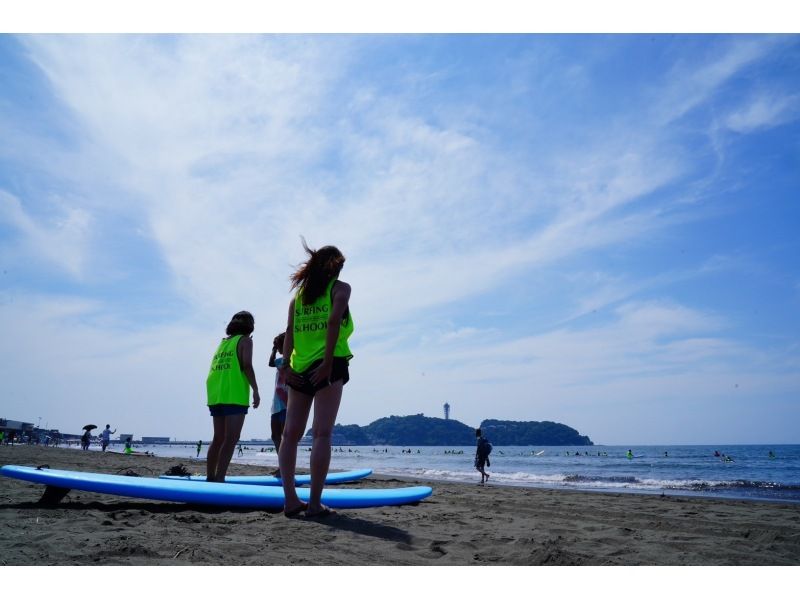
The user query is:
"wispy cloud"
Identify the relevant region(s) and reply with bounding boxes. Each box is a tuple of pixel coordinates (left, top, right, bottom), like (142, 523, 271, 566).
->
(0, 190, 92, 278)
(723, 92, 800, 133)
(654, 36, 789, 125)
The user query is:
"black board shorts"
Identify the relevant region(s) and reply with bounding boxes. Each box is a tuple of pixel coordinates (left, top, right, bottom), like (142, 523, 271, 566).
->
(287, 357, 350, 396)
(208, 404, 249, 416)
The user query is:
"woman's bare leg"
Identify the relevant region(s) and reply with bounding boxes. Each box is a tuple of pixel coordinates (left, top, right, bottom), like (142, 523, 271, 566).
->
(278, 388, 313, 513)
(307, 381, 343, 515)
(213, 414, 246, 482)
(206, 415, 226, 481)
(270, 415, 284, 453)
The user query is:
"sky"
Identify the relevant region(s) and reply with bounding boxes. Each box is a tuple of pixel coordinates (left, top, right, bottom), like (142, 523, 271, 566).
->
(1, 28, 799, 445)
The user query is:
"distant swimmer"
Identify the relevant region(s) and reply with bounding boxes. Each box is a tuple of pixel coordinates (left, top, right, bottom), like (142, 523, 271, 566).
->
(714, 450, 721, 457)
(626, 449, 633, 460)
(769, 450, 776, 459)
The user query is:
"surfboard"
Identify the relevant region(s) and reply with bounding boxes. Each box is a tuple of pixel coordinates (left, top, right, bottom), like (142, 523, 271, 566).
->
(0, 466, 431, 509)
(534, 450, 545, 456)
(159, 468, 373, 486)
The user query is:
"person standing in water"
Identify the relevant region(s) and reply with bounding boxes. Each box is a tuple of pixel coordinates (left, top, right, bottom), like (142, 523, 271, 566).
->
(279, 242, 353, 518)
(205, 311, 261, 482)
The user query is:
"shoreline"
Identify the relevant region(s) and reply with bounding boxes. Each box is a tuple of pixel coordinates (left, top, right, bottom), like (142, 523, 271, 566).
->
(54, 441, 800, 504)
(2, 445, 800, 565)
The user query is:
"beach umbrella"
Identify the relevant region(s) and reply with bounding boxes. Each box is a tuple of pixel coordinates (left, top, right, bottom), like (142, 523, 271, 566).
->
(82, 424, 97, 431)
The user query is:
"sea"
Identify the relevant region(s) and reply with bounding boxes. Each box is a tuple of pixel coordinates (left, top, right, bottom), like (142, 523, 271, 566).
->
(79, 442, 800, 504)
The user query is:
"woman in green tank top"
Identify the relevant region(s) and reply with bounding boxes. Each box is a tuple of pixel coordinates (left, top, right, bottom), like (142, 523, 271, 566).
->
(205, 311, 261, 482)
(279, 240, 353, 518)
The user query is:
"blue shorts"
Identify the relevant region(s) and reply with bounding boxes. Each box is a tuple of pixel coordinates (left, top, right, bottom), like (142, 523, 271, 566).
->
(209, 404, 249, 417)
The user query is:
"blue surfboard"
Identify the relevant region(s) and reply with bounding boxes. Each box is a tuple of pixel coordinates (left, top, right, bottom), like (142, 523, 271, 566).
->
(0, 466, 432, 509)
(159, 468, 372, 486)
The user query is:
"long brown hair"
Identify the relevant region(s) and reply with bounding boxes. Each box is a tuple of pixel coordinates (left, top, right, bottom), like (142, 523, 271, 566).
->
(290, 239, 345, 305)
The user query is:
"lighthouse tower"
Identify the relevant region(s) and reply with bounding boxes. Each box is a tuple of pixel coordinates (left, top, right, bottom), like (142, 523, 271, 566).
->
(443, 402, 450, 420)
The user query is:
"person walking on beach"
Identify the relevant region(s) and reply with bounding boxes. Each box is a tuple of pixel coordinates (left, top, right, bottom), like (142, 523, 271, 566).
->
(206, 311, 261, 482)
(80, 429, 91, 451)
(268, 332, 289, 464)
(99, 425, 116, 452)
(475, 428, 492, 484)
(279, 242, 354, 518)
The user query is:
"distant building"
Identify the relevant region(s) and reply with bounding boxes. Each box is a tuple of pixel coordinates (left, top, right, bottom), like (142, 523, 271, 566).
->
(141, 436, 170, 443)
(0, 418, 34, 433)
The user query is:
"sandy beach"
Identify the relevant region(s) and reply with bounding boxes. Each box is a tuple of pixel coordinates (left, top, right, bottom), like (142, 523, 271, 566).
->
(1, 444, 799, 566)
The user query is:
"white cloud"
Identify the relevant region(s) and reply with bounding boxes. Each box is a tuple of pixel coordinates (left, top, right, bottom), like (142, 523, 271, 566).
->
(9, 35, 694, 325)
(655, 36, 788, 125)
(0, 190, 92, 278)
(724, 92, 800, 133)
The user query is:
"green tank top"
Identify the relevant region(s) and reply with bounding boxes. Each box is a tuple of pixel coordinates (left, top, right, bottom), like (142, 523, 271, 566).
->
(291, 279, 354, 373)
(206, 335, 250, 407)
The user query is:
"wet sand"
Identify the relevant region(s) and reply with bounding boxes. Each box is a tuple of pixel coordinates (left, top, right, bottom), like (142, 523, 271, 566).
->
(1, 444, 799, 566)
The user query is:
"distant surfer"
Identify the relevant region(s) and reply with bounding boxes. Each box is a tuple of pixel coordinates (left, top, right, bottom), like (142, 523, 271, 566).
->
(205, 311, 261, 483)
(627, 449, 633, 460)
(279, 241, 353, 518)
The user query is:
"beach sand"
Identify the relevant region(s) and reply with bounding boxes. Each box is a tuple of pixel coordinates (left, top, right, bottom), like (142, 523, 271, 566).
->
(1, 444, 799, 566)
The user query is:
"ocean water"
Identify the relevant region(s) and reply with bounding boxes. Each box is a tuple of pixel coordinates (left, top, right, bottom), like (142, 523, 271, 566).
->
(92, 442, 800, 504)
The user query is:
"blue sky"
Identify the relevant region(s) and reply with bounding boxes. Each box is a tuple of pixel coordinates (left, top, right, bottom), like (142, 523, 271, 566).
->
(1, 33, 798, 444)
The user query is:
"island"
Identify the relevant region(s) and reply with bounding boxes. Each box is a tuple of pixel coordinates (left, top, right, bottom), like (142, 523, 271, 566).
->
(320, 414, 593, 446)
